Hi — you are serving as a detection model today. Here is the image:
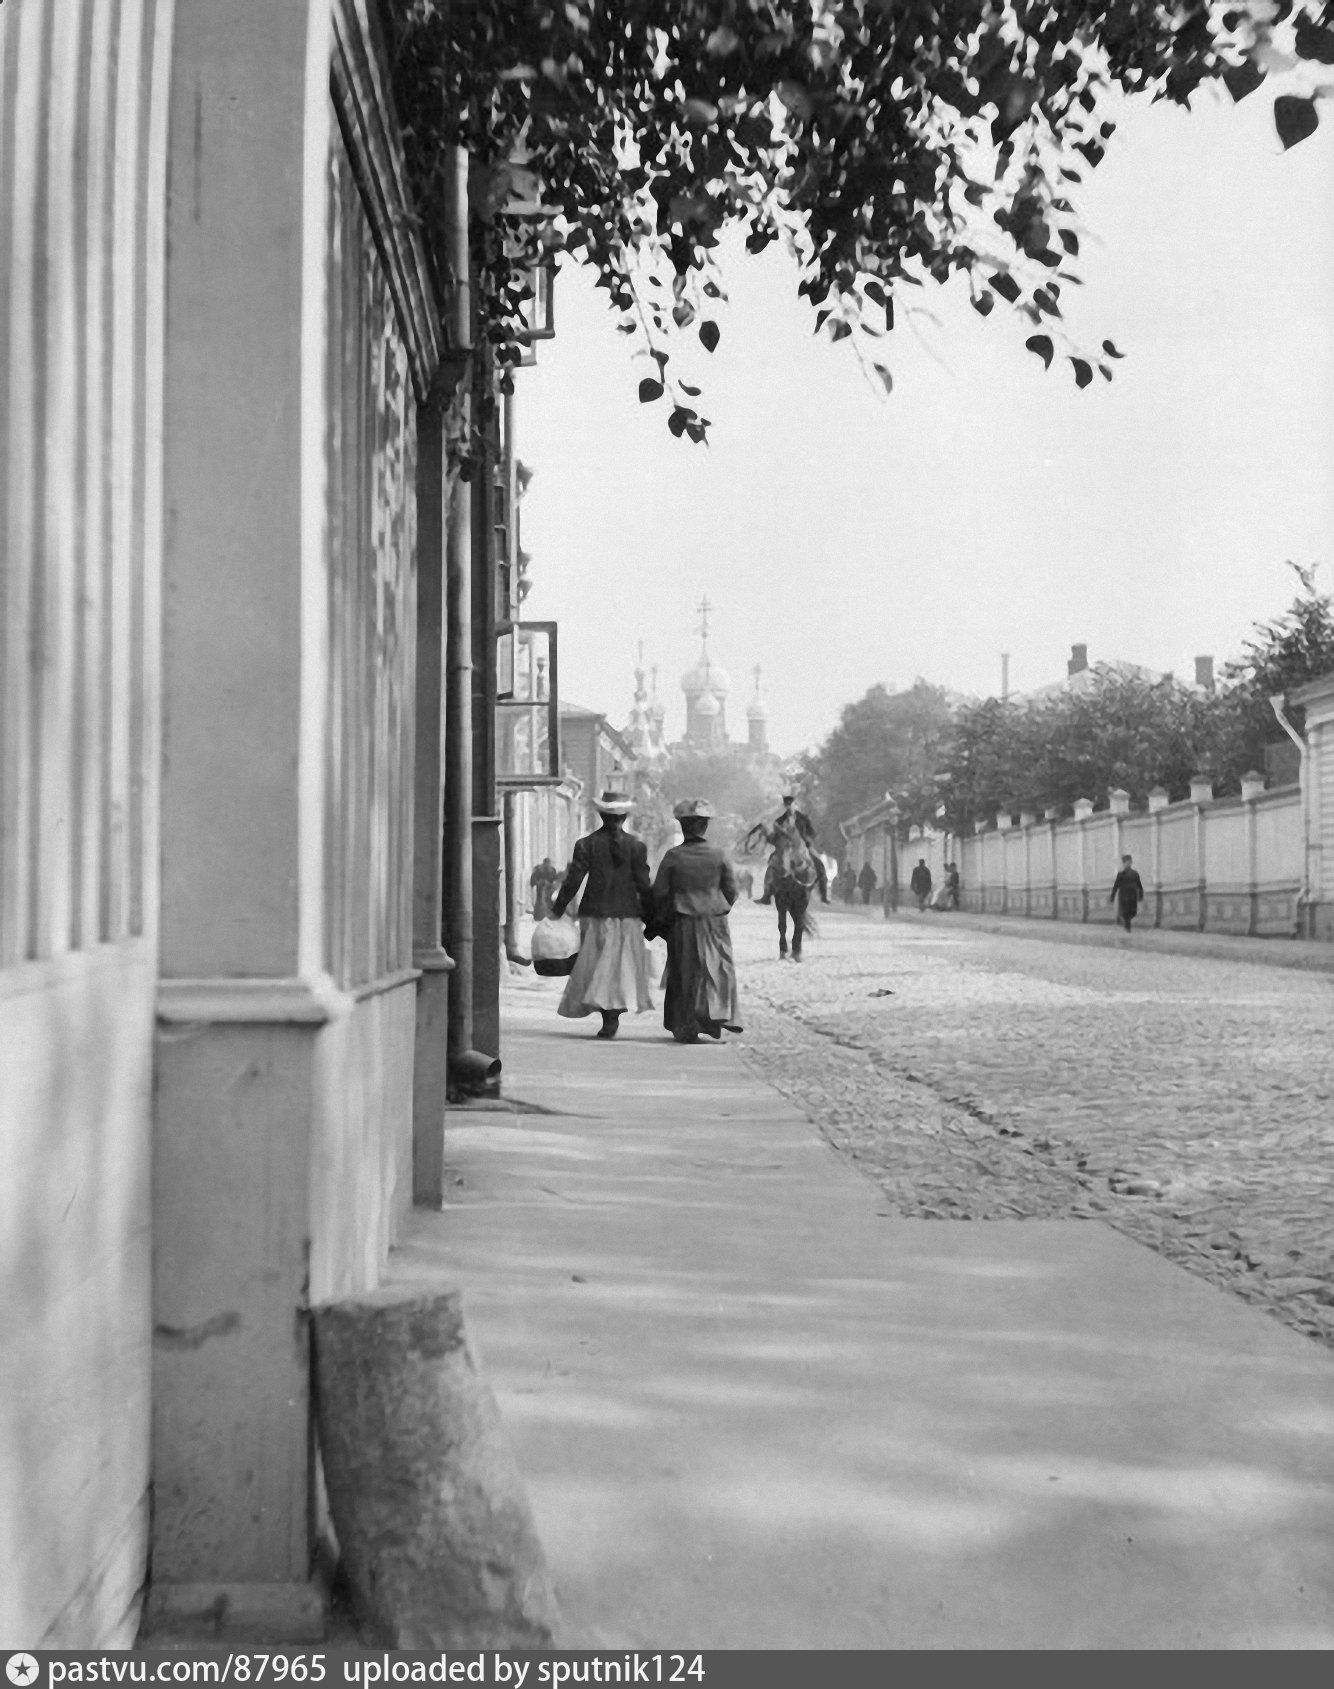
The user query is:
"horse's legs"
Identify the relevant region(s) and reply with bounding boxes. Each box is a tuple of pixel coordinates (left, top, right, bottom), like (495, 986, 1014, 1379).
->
(792, 898, 804, 960)
(777, 902, 788, 958)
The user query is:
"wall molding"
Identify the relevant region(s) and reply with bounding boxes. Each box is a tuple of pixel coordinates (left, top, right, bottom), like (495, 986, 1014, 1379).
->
(329, 0, 442, 398)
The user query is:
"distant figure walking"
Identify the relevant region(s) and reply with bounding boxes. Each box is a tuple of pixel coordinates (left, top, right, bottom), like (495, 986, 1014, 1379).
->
(736, 866, 754, 900)
(1110, 854, 1145, 933)
(651, 800, 742, 1044)
(529, 855, 560, 921)
(857, 861, 877, 905)
(910, 858, 933, 911)
(946, 861, 961, 910)
(551, 791, 653, 1038)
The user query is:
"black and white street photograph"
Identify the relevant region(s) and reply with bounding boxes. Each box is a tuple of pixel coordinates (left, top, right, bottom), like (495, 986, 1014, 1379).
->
(3, 0, 1334, 1663)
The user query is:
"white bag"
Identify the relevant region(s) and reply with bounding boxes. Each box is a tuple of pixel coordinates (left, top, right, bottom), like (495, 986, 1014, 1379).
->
(530, 915, 580, 963)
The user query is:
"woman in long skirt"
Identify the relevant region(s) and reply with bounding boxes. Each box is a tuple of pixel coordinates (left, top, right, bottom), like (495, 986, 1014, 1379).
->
(651, 799, 742, 1044)
(550, 790, 654, 1038)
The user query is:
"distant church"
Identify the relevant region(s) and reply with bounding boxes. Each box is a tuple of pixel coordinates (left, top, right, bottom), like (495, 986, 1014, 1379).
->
(624, 597, 770, 761)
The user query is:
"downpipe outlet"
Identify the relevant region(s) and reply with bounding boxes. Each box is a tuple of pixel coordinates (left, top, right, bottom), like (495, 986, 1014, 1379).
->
(450, 1048, 502, 1097)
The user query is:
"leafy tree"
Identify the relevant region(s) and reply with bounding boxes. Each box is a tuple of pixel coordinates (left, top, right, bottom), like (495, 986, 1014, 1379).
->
(1211, 563, 1334, 773)
(939, 673, 1223, 825)
(634, 743, 784, 858)
(391, 0, 1334, 436)
(803, 679, 955, 849)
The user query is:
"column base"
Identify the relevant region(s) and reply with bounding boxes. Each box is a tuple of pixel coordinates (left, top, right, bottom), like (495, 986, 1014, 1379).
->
(140, 1582, 326, 1644)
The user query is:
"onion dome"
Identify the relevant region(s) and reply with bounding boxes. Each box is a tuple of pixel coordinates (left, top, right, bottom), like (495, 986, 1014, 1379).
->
(681, 654, 732, 696)
(695, 689, 720, 718)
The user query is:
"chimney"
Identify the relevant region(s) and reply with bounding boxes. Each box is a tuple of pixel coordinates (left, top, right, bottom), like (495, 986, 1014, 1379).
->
(1068, 642, 1088, 677)
(1194, 655, 1215, 694)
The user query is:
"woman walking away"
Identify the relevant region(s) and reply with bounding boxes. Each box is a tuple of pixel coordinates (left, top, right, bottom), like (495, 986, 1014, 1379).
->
(651, 800, 743, 1045)
(551, 791, 653, 1038)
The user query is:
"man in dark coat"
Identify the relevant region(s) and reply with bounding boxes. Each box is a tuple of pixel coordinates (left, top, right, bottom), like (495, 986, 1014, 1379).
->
(1110, 853, 1146, 932)
(910, 858, 933, 911)
(529, 855, 559, 920)
(857, 861, 877, 904)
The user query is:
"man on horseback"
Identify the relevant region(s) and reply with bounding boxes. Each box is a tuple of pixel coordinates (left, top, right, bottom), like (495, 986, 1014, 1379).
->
(755, 794, 828, 905)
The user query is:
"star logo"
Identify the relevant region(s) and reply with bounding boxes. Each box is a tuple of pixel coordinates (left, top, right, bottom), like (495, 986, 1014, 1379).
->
(6, 1657, 39, 1688)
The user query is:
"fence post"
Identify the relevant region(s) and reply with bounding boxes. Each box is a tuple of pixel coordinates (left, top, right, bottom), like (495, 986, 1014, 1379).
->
(1148, 787, 1169, 928)
(1190, 775, 1213, 931)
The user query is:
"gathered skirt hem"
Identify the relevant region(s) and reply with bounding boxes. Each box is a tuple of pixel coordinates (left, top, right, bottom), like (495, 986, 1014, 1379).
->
(557, 917, 653, 1017)
(663, 914, 742, 1039)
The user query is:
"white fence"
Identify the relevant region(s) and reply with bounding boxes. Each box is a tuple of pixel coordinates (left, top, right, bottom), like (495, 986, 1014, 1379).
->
(845, 785, 1304, 937)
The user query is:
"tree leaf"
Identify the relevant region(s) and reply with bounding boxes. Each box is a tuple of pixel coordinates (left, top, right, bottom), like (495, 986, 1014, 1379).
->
(1025, 334, 1054, 370)
(679, 382, 702, 396)
(1070, 357, 1093, 388)
(1222, 59, 1265, 101)
(1275, 95, 1319, 150)
(871, 363, 893, 394)
(698, 320, 721, 353)
(1101, 339, 1124, 359)
(1294, 17, 1334, 65)
(668, 406, 691, 437)
(638, 379, 664, 403)
(971, 292, 995, 317)
(988, 272, 1020, 303)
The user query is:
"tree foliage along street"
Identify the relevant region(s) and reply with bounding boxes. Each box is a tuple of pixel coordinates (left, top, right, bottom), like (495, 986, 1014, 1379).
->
(634, 743, 786, 858)
(390, 0, 1334, 436)
(806, 568, 1334, 845)
(800, 680, 955, 844)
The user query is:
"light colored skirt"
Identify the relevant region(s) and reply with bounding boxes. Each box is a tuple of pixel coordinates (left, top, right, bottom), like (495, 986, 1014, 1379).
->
(557, 916, 653, 1018)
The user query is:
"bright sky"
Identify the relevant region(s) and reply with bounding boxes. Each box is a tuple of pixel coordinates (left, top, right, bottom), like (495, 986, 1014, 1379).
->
(517, 78, 1334, 760)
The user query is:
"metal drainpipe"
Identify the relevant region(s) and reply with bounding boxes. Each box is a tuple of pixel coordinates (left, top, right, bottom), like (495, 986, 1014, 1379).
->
(1270, 694, 1311, 934)
(441, 143, 497, 1083)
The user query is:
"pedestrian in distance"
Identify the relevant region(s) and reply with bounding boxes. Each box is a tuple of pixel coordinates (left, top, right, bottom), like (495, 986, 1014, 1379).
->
(551, 791, 653, 1038)
(1110, 853, 1146, 933)
(946, 861, 961, 910)
(736, 866, 755, 900)
(649, 799, 743, 1045)
(529, 855, 559, 921)
(910, 858, 933, 911)
(857, 861, 877, 905)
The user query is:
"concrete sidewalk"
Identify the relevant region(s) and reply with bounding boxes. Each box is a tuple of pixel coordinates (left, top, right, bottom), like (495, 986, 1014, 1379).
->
(390, 984, 1334, 1649)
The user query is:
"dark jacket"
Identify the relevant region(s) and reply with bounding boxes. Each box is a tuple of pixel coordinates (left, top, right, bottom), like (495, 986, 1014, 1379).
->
(910, 863, 933, 896)
(1111, 868, 1145, 908)
(652, 840, 738, 920)
(552, 826, 652, 921)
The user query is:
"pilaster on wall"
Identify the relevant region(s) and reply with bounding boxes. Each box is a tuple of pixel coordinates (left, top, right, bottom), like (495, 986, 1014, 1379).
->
(152, 0, 443, 1618)
(1292, 671, 1334, 939)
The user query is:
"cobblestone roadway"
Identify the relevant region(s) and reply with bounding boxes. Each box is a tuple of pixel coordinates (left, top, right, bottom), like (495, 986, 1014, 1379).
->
(727, 901, 1334, 1351)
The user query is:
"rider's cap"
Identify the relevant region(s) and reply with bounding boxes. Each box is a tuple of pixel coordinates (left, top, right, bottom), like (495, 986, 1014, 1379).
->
(673, 798, 715, 819)
(781, 792, 796, 802)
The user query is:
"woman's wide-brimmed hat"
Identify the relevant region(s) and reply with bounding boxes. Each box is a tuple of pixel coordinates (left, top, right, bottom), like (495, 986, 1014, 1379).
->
(673, 798, 715, 819)
(594, 789, 634, 815)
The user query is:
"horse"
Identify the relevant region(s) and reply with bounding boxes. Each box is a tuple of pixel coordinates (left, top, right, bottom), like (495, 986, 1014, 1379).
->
(740, 821, 819, 961)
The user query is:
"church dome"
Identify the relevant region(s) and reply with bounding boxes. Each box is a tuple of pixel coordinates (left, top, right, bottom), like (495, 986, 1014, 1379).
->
(681, 654, 732, 696)
(694, 689, 720, 718)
